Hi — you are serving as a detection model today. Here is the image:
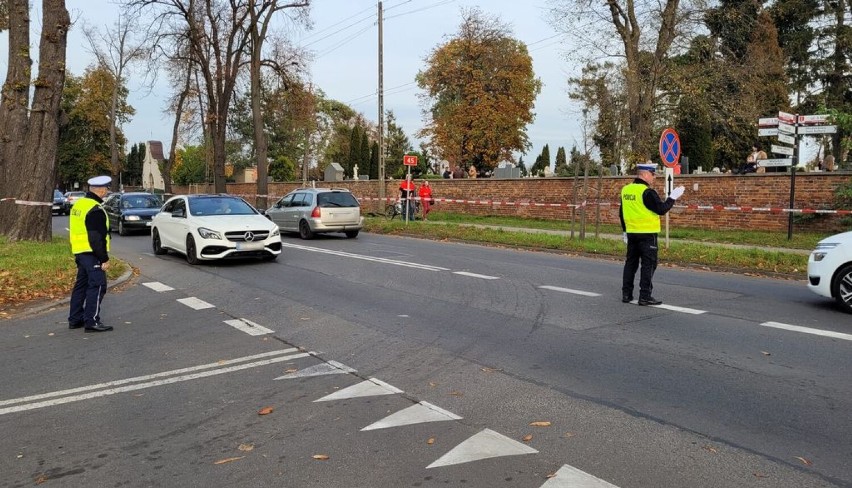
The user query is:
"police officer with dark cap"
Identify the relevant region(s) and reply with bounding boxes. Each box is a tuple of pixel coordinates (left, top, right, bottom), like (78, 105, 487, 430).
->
(620, 163, 684, 306)
(68, 175, 113, 332)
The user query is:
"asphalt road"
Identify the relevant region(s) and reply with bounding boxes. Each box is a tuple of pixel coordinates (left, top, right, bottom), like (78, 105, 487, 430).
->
(0, 217, 849, 487)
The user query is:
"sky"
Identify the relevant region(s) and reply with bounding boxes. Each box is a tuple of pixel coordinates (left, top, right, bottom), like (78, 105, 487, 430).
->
(0, 0, 584, 168)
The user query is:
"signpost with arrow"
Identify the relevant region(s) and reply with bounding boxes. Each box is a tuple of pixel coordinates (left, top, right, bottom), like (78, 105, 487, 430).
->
(659, 128, 680, 249)
(757, 111, 835, 239)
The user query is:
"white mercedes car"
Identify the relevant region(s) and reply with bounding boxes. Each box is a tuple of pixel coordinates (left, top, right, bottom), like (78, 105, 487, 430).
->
(151, 194, 281, 264)
(807, 230, 852, 313)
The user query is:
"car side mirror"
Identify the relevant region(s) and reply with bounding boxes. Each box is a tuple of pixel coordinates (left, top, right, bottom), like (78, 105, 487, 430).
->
(172, 208, 185, 218)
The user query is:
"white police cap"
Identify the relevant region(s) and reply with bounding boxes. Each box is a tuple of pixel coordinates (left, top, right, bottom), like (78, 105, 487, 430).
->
(636, 163, 657, 173)
(87, 175, 112, 187)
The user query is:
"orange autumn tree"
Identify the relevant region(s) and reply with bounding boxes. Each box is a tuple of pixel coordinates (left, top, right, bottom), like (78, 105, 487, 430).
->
(416, 8, 541, 173)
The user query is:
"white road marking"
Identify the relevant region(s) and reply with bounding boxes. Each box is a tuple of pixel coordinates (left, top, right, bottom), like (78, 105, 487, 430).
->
(539, 464, 620, 487)
(314, 377, 403, 402)
(361, 401, 462, 431)
(177, 297, 215, 310)
(280, 242, 449, 271)
(0, 351, 309, 415)
(761, 321, 852, 341)
(274, 360, 356, 380)
(224, 318, 274, 336)
(651, 303, 706, 315)
(539, 285, 602, 297)
(142, 281, 174, 292)
(426, 428, 538, 468)
(453, 271, 500, 280)
(0, 349, 299, 407)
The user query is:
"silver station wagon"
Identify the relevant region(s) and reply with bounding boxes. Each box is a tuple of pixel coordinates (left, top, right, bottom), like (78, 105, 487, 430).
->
(265, 188, 363, 239)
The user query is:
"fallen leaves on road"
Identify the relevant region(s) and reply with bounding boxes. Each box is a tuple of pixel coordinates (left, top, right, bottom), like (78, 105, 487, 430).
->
(34, 475, 48, 484)
(238, 443, 254, 452)
(545, 472, 557, 479)
(702, 445, 718, 454)
(480, 367, 500, 373)
(753, 472, 768, 478)
(522, 434, 533, 442)
(796, 456, 813, 466)
(563, 432, 575, 438)
(427, 437, 435, 445)
(428, 382, 438, 387)
(529, 421, 551, 427)
(312, 454, 330, 461)
(284, 368, 298, 374)
(448, 391, 463, 397)
(761, 351, 771, 356)
(214, 456, 244, 465)
(258, 406, 274, 415)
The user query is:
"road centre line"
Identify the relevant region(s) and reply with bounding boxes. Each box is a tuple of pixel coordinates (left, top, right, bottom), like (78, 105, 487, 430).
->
(761, 321, 852, 341)
(224, 318, 274, 336)
(453, 271, 500, 280)
(0, 351, 310, 416)
(539, 285, 602, 297)
(0, 349, 298, 408)
(649, 303, 706, 315)
(279, 242, 449, 271)
(177, 297, 215, 310)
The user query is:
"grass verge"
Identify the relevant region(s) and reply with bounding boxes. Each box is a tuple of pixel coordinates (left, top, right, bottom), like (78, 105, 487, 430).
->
(363, 217, 809, 277)
(0, 236, 129, 309)
(423, 211, 826, 250)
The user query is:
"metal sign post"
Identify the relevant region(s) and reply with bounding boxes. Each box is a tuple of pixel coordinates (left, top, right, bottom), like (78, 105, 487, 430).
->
(664, 167, 674, 249)
(402, 154, 418, 224)
(659, 128, 681, 250)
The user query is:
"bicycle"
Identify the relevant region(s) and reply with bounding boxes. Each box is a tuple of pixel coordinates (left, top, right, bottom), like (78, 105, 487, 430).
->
(385, 198, 420, 220)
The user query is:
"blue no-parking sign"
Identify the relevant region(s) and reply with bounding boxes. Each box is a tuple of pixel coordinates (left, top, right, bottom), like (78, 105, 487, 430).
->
(659, 128, 681, 168)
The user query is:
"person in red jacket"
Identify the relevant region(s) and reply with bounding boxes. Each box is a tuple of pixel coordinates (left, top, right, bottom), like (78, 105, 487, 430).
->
(418, 180, 433, 220)
(399, 176, 416, 220)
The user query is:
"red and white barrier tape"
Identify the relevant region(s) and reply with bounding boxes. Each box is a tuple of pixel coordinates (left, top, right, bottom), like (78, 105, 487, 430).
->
(0, 197, 52, 207)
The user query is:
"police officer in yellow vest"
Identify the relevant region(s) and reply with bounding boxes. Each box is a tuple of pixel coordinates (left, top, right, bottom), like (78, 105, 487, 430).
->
(68, 175, 113, 332)
(620, 163, 684, 306)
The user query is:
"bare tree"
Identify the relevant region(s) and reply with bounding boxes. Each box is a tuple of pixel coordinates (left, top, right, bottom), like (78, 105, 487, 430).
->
(0, 0, 71, 241)
(84, 10, 153, 192)
(549, 0, 703, 159)
(246, 0, 309, 209)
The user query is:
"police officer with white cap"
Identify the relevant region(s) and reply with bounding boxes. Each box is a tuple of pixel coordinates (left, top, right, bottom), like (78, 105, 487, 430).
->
(68, 175, 113, 332)
(620, 163, 684, 306)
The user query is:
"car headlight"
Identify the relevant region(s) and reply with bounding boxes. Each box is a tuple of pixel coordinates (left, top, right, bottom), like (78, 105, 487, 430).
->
(197, 227, 222, 239)
(125, 215, 141, 221)
(272, 227, 280, 237)
(812, 243, 839, 262)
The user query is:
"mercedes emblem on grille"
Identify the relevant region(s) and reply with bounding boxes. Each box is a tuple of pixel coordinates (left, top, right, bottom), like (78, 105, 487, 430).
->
(244, 231, 255, 242)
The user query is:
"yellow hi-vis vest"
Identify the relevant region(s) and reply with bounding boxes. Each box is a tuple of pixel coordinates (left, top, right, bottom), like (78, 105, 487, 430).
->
(621, 183, 660, 233)
(69, 197, 110, 254)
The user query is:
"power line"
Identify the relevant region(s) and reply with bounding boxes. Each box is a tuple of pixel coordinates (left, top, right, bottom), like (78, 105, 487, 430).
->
(315, 24, 375, 59)
(383, 0, 456, 22)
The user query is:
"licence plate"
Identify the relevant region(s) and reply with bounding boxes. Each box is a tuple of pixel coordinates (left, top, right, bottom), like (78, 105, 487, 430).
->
(145, 222, 152, 227)
(236, 241, 264, 250)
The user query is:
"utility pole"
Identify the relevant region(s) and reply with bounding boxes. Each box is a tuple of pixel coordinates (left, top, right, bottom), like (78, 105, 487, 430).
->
(377, 1, 385, 207)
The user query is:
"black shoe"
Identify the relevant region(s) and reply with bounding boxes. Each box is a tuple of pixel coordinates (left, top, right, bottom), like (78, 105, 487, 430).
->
(68, 322, 84, 329)
(638, 297, 662, 306)
(622, 295, 633, 303)
(84, 323, 113, 333)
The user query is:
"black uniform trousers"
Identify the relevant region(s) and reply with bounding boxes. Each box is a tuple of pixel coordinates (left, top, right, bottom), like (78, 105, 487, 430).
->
(68, 253, 107, 327)
(622, 233, 658, 300)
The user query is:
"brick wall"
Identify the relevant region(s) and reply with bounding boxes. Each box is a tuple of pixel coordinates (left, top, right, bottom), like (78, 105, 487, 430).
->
(171, 172, 852, 233)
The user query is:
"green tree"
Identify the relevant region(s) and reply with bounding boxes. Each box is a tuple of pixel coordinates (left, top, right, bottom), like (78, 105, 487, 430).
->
(359, 129, 370, 178)
(554, 146, 568, 176)
(268, 155, 296, 182)
(517, 156, 528, 177)
(385, 111, 413, 178)
(124, 142, 145, 186)
(417, 8, 541, 172)
(172, 145, 207, 185)
(369, 141, 379, 180)
(530, 154, 545, 176)
(347, 125, 362, 179)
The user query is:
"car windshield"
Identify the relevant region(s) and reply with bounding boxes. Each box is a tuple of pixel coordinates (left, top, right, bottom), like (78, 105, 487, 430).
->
(317, 192, 359, 208)
(54, 190, 63, 199)
(123, 195, 160, 209)
(189, 196, 257, 216)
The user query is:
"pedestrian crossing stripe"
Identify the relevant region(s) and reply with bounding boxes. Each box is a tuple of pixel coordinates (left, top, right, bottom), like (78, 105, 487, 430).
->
(313, 378, 403, 402)
(539, 464, 620, 487)
(426, 428, 538, 469)
(274, 360, 356, 380)
(177, 297, 215, 310)
(142, 281, 174, 292)
(361, 401, 462, 431)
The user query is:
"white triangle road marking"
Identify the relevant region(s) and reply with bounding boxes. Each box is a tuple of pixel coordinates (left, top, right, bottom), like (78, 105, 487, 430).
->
(142, 281, 174, 292)
(177, 297, 215, 310)
(274, 360, 356, 380)
(314, 378, 403, 402)
(426, 428, 538, 469)
(539, 464, 620, 487)
(361, 401, 462, 431)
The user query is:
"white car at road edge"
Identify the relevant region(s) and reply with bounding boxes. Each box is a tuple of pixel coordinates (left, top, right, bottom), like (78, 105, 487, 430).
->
(151, 194, 281, 264)
(807, 230, 852, 313)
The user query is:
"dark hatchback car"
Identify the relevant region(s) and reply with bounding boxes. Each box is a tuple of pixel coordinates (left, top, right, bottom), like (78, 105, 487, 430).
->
(103, 192, 162, 235)
(52, 190, 68, 215)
